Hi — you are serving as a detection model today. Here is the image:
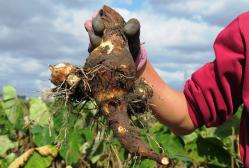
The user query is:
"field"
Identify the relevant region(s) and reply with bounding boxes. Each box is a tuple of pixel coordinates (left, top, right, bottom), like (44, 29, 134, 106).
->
(0, 85, 243, 168)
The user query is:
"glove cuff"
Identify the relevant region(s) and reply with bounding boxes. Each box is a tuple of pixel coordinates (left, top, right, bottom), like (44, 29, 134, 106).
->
(135, 46, 147, 71)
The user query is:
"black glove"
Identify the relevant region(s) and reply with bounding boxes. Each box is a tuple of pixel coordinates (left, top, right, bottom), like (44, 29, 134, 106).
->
(84, 13, 141, 61)
(124, 18, 141, 61)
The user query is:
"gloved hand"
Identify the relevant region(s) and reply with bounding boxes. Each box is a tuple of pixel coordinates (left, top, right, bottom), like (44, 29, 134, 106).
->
(84, 12, 147, 71)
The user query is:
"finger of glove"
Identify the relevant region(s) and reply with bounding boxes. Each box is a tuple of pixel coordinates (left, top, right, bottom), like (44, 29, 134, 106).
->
(124, 18, 140, 37)
(84, 17, 102, 52)
(127, 35, 140, 61)
(88, 30, 101, 50)
(92, 14, 104, 36)
(124, 18, 141, 60)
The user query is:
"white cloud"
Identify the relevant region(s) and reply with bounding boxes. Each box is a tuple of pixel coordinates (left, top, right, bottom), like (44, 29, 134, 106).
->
(1, 1, 247, 95)
(39, 69, 50, 78)
(0, 54, 43, 74)
(114, 0, 133, 5)
(166, 1, 225, 16)
(155, 68, 184, 82)
(142, 17, 220, 50)
(116, 7, 220, 69)
(116, 8, 220, 51)
(146, 0, 249, 26)
(115, 4, 224, 89)
(0, 25, 11, 38)
(0, 54, 51, 96)
(53, 7, 92, 38)
(166, 0, 248, 17)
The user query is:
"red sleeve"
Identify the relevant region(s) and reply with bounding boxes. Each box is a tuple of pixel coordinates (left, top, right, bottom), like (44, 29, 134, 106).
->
(184, 16, 245, 128)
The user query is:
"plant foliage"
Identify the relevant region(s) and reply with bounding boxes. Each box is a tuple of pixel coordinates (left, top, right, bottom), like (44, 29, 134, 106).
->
(0, 85, 243, 167)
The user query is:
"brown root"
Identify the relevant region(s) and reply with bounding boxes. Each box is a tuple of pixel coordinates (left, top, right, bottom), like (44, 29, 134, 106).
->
(49, 63, 76, 86)
(102, 99, 169, 166)
(48, 5, 170, 165)
(126, 79, 153, 114)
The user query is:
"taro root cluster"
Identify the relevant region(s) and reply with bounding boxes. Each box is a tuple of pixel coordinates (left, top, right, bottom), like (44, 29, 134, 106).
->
(49, 5, 169, 166)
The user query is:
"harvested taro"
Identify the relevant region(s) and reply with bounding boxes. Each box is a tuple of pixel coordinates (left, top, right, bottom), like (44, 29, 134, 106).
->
(49, 5, 170, 166)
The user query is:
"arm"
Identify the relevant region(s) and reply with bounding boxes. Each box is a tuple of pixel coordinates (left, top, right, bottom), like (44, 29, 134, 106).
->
(138, 15, 246, 137)
(138, 60, 195, 135)
(84, 12, 245, 137)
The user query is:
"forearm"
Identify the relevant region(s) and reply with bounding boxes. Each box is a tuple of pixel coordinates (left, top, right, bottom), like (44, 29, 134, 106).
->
(138, 60, 195, 135)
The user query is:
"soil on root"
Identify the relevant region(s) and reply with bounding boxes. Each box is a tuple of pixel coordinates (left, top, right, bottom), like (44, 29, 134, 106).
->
(48, 5, 170, 167)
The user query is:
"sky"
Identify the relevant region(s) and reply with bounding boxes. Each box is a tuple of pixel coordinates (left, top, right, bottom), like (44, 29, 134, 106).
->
(0, 0, 248, 96)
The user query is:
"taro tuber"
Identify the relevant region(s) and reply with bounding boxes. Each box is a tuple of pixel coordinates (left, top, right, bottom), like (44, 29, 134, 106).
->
(49, 5, 169, 166)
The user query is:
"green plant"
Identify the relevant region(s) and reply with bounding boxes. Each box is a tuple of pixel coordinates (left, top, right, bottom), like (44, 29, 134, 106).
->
(0, 85, 243, 167)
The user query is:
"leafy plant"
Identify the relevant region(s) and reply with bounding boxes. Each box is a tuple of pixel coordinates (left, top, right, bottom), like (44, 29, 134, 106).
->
(0, 85, 243, 167)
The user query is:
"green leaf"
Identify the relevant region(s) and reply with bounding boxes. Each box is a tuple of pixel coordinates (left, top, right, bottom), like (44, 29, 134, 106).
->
(53, 105, 78, 135)
(59, 130, 83, 165)
(214, 112, 241, 138)
(2, 85, 24, 128)
(156, 131, 186, 158)
(0, 102, 4, 113)
(199, 126, 216, 137)
(172, 155, 193, 163)
(182, 132, 198, 144)
(2, 86, 17, 125)
(0, 153, 16, 167)
(0, 135, 17, 156)
(82, 100, 98, 116)
(149, 123, 165, 134)
(5, 153, 16, 163)
(32, 126, 56, 147)
(24, 152, 53, 168)
(235, 105, 243, 119)
(137, 159, 156, 168)
(186, 135, 231, 167)
(2, 85, 16, 101)
(82, 128, 93, 142)
(80, 142, 91, 154)
(67, 113, 78, 129)
(53, 106, 67, 132)
(0, 108, 14, 135)
(90, 141, 104, 164)
(74, 117, 85, 130)
(29, 98, 52, 127)
(91, 153, 102, 164)
(88, 128, 106, 164)
(214, 118, 240, 138)
(117, 147, 126, 161)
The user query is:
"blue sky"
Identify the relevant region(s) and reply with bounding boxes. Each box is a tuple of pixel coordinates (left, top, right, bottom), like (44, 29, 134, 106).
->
(111, 0, 144, 11)
(0, 0, 248, 97)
